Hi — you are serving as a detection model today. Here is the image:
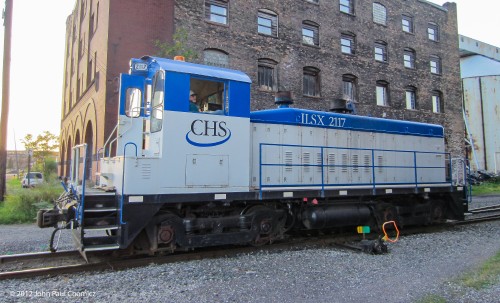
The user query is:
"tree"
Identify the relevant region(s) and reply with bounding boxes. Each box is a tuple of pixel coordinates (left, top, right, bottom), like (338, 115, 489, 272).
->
(154, 28, 198, 61)
(21, 131, 59, 174)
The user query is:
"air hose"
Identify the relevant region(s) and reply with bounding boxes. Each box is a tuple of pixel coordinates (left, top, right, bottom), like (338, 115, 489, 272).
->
(382, 221, 399, 243)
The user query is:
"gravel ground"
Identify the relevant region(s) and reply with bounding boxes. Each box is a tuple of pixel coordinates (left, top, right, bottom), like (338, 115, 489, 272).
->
(0, 196, 499, 303)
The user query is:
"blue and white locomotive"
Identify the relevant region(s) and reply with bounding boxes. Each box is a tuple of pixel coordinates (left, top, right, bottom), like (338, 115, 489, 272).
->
(38, 57, 468, 254)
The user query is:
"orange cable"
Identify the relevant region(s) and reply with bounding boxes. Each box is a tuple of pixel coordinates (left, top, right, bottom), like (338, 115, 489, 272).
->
(382, 221, 399, 243)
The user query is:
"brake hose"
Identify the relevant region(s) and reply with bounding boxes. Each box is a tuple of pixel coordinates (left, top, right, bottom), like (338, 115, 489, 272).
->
(382, 221, 399, 243)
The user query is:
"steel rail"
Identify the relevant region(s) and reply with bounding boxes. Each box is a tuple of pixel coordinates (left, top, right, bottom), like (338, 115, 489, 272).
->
(0, 250, 81, 264)
(1, 211, 499, 281)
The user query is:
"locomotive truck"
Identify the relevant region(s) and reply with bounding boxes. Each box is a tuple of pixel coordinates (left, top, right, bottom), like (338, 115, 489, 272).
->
(38, 56, 468, 255)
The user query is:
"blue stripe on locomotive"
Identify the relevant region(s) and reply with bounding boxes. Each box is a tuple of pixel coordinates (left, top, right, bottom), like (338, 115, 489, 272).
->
(250, 108, 444, 138)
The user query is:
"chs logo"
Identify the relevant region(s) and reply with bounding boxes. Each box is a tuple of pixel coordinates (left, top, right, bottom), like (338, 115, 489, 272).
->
(186, 119, 232, 147)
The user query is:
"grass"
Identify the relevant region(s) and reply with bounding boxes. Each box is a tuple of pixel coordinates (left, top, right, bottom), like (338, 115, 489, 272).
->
(418, 249, 500, 302)
(471, 178, 500, 196)
(0, 177, 62, 224)
(415, 294, 447, 303)
(457, 250, 500, 290)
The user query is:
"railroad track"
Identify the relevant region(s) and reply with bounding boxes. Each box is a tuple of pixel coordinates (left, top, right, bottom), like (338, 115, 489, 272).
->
(2, 204, 500, 281)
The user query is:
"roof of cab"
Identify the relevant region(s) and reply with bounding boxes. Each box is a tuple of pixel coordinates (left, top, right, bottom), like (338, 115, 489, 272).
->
(142, 56, 252, 83)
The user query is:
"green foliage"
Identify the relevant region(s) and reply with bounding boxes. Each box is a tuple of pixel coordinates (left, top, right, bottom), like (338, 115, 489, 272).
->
(472, 178, 500, 196)
(0, 178, 61, 224)
(154, 28, 198, 61)
(415, 294, 447, 303)
(21, 131, 59, 175)
(458, 250, 500, 290)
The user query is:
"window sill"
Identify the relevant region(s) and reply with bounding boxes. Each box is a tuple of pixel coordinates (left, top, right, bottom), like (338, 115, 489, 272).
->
(302, 43, 320, 49)
(258, 88, 277, 93)
(342, 52, 356, 56)
(340, 11, 356, 17)
(303, 94, 322, 99)
(258, 33, 278, 39)
(205, 20, 229, 28)
(430, 72, 442, 76)
(403, 31, 415, 35)
(375, 60, 389, 64)
(304, 0, 320, 6)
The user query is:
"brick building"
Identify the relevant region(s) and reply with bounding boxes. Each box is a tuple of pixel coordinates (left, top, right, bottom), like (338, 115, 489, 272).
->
(60, 0, 464, 178)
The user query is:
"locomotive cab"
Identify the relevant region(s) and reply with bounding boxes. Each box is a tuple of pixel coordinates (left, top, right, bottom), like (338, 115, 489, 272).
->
(100, 56, 252, 195)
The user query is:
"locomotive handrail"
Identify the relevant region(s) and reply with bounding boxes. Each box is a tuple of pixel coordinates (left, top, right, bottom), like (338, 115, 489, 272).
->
(119, 142, 138, 225)
(102, 123, 119, 158)
(258, 143, 452, 197)
(69, 143, 88, 224)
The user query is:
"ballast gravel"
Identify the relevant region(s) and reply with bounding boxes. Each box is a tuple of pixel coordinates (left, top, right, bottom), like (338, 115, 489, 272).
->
(1, 196, 499, 303)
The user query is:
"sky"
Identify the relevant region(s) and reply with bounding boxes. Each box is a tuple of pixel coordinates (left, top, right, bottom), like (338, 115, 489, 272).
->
(0, 0, 500, 150)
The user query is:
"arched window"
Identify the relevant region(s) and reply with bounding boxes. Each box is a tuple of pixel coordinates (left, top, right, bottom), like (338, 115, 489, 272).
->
(302, 21, 319, 46)
(374, 40, 388, 62)
(376, 80, 389, 106)
(431, 90, 444, 113)
(428, 22, 439, 41)
(303, 66, 320, 97)
(405, 86, 417, 110)
(373, 3, 387, 25)
(342, 74, 358, 102)
(403, 48, 416, 69)
(402, 14, 414, 33)
(205, 0, 229, 25)
(430, 55, 442, 74)
(258, 9, 278, 37)
(203, 49, 229, 68)
(340, 0, 354, 15)
(341, 32, 356, 55)
(258, 58, 278, 91)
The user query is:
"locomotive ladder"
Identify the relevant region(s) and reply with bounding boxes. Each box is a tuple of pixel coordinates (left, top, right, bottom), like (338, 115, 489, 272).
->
(79, 191, 121, 252)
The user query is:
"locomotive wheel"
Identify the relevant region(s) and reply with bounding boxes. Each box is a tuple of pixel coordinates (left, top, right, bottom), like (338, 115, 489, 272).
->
(245, 206, 277, 247)
(430, 202, 445, 223)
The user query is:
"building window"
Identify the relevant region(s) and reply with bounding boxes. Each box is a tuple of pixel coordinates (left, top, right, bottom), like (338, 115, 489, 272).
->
(306, 0, 319, 3)
(428, 22, 439, 41)
(373, 3, 387, 25)
(258, 59, 278, 91)
(404, 48, 416, 69)
(374, 41, 387, 62)
(303, 67, 320, 97)
(205, 0, 228, 25)
(405, 86, 417, 110)
(376, 81, 389, 106)
(204, 49, 229, 68)
(402, 14, 413, 33)
(342, 74, 357, 102)
(430, 55, 441, 74)
(432, 90, 443, 113)
(341, 33, 355, 55)
(302, 21, 319, 46)
(258, 9, 278, 36)
(340, 0, 354, 15)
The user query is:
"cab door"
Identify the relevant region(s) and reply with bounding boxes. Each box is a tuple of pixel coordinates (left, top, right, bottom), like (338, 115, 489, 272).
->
(117, 74, 145, 157)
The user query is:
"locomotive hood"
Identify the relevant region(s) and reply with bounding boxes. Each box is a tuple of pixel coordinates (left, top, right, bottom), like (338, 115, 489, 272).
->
(250, 108, 444, 138)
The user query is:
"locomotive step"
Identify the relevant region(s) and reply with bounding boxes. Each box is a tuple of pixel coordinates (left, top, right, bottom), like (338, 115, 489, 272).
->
(84, 225, 119, 231)
(83, 217, 118, 227)
(83, 235, 118, 246)
(83, 244, 120, 252)
(84, 207, 119, 212)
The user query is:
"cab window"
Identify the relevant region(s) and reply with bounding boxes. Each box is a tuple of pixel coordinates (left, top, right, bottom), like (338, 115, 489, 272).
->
(125, 88, 141, 118)
(151, 70, 165, 132)
(189, 78, 226, 114)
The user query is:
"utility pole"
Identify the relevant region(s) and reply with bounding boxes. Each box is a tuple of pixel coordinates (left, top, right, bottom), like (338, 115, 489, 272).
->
(0, 0, 13, 201)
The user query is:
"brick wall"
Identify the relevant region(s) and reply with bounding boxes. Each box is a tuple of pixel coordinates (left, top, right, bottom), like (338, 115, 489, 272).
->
(175, 0, 464, 156)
